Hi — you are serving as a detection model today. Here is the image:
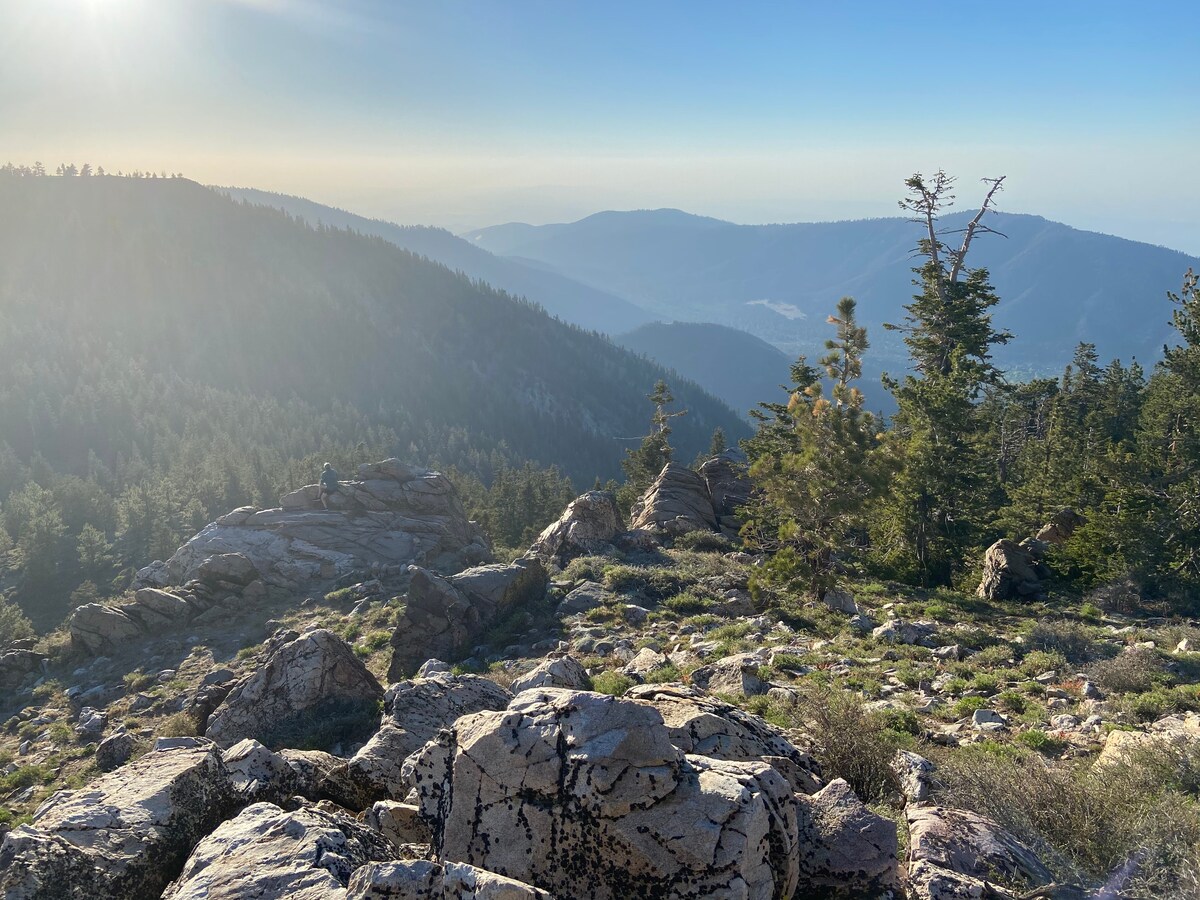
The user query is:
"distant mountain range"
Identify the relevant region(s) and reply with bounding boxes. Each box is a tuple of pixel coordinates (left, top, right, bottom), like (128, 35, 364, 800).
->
(464, 209, 1200, 376)
(219, 188, 655, 336)
(215, 191, 1198, 415)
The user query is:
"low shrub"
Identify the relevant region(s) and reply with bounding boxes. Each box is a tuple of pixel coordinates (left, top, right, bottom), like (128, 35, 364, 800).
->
(971, 644, 1016, 668)
(0, 764, 54, 792)
(642, 663, 681, 684)
(971, 673, 1000, 695)
(1019, 648, 1069, 677)
(660, 592, 714, 616)
(789, 685, 904, 803)
(591, 671, 635, 697)
(935, 742, 1200, 896)
(560, 555, 615, 583)
(997, 690, 1027, 713)
(1026, 622, 1098, 665)
(158, 711, 201, 737)
(1015, 728, 1065, 755)
(951, 696, 988, 719)
(1088, 647, 1165, 695)
(673, 530, 732, 553)
(123, 671, 155, 692)
(1085, 578, 1143, 616)
(602, 565, 687, 601)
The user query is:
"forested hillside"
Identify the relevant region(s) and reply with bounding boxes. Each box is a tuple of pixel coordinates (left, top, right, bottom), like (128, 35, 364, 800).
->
(616, 321, 792, 418)
(0, 169, 745, 628)
(219, 187, 655, 335)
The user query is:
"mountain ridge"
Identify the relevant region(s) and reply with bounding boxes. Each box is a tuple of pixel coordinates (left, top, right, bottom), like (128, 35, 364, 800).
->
(464, 207, 1199, 374)
(218, 187, 656, 336)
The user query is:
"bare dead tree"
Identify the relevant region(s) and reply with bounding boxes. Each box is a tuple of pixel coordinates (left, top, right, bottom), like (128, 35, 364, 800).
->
(898, 171, 1007, 303)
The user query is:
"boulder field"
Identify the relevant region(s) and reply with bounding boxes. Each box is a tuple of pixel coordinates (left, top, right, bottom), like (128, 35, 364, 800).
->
(1, 459, 1103, 898)
(0, 617, 1063, 899)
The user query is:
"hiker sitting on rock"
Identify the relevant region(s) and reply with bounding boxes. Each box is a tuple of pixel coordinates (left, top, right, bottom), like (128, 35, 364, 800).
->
(319, 462, 341, 509)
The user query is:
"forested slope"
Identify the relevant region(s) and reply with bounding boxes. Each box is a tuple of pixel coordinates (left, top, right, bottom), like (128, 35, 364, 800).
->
(0, 172, 745, 627)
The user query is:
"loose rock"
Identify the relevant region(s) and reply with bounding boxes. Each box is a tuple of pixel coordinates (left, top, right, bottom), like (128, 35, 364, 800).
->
(206, 628, 384, 750)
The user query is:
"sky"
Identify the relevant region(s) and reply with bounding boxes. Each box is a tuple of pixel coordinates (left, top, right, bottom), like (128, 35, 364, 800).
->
(2, 0, 1198, 252)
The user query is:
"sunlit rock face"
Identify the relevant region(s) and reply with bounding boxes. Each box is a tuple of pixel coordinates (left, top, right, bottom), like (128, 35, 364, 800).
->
(136, 459, 490, 592)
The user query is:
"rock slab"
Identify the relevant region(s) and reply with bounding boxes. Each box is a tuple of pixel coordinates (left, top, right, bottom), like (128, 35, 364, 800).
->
(348, 673, 512, 801)
(205, 628, 384, 750)
(0, 737, 238, 900)
(405, 687, 800, 900)
(388, 559, 547, 680)
(137, 459, 489, 591)
(162, 802, 395, 899)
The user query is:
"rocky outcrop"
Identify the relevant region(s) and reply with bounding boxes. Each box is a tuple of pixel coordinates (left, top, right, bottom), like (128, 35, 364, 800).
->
(281, 749, 376, 811)
(1095, 712, 1200, 767)
(627, 683, 823, 794)
(978, 509, 1085, 601)
(629, 462, 719, 535)
(893, 749, 936, 804)
(388, 559, 547, 680)
(222, 739, 300, 805)
(872, 618, 937, 646)
(70, 576, 270, 654)
(976, 539, 1050, 601)
(0, 647, 45, 692)
(1035, 508, 1085, 546)
(509, 655, 590, 694)
(698, 451, 752, 538)
(795, 778, 899, 895)
(347, 860, 552, 899)
(161, 802, 395, 899)
(93, 729, 136, 771)
(135, 459, 489, 592)
(0, 737, 239, 900)
(364, 801, 431, 848)
(69, 604, 145, 655)
(205, 628, 384, 750)
(556, 580, 611, 616)
(906, 806, 1054, 889)
(347, 674, 512, 801)
(690, 650, 771, 697)
(530, 490, 623, 564)
(404, 687, 800, 900)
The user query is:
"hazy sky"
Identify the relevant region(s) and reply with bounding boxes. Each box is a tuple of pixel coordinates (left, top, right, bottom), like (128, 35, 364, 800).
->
(2, 0, 1197, 252)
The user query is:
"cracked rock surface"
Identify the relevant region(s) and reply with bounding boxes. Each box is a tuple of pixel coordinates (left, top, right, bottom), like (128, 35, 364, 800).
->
(626, 683, 822, 794)
(405, 687, 800, 900)
(348, 673, 512, 801)
(162, 802, 396, 899)
(205, 628, 384, 749)
(907, 805, 1053, 889)
(347, 859, 552, 899)
(0, 737, 238, 900)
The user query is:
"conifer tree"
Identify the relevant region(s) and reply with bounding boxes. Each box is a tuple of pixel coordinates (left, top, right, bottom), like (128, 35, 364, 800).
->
(619, 381, 687, 510)
(743, 300, 888, 599)
(874, 172, 1010, 585)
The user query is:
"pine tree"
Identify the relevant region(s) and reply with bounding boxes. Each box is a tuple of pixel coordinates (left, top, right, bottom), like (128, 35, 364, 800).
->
(874, 172, 1011, 585)
(821, 296, 869, 408)
(708, 427, 727, 456)
(620, 380, 686, 506)
(743, 301, 888, 599)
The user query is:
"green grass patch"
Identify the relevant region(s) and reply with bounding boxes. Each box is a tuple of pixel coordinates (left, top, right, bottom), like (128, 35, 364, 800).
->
(591, 671, 635, 697)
